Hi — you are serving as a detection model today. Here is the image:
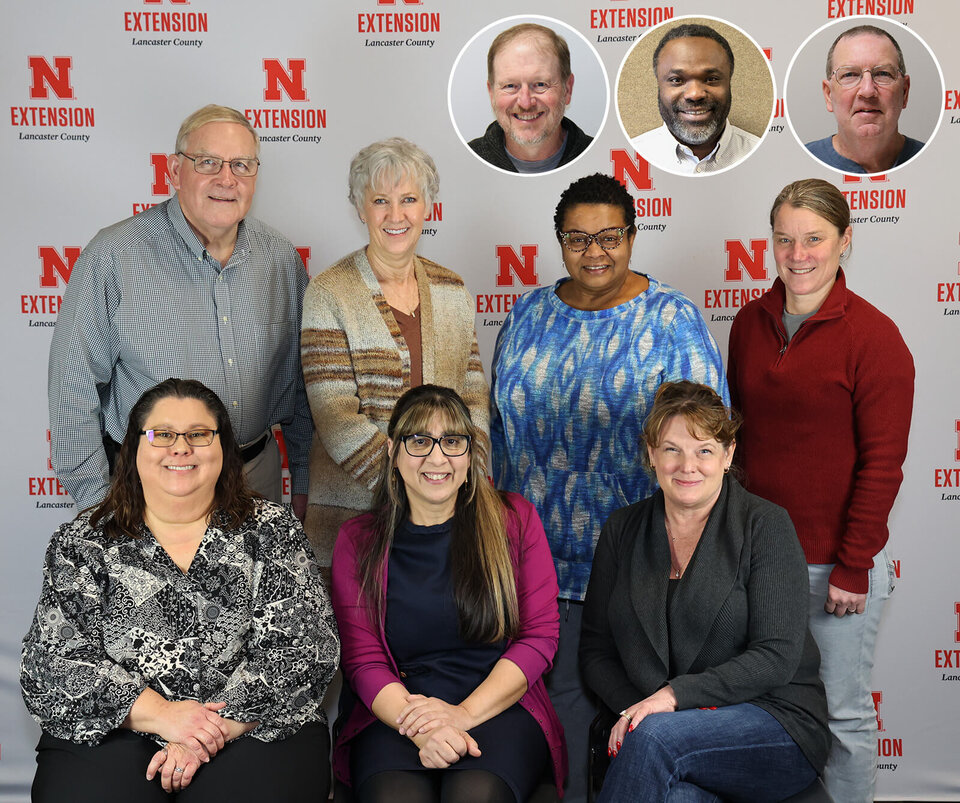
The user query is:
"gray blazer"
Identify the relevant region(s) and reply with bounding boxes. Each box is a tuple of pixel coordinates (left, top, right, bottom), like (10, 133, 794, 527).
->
(580, 476, 830, 772)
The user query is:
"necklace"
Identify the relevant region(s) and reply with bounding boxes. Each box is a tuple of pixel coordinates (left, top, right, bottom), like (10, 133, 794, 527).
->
(665, 519, 682, 579)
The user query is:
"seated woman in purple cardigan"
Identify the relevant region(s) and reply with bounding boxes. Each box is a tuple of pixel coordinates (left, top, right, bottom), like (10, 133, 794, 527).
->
(331, 385, 566, 803)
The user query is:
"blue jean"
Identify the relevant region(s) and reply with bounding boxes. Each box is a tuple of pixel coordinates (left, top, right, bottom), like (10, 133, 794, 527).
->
(597, 703, 816, 803)
(807, 548, 895, 803)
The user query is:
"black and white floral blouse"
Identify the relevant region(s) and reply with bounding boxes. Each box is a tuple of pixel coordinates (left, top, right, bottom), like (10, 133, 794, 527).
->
(21, 500, 339, 745)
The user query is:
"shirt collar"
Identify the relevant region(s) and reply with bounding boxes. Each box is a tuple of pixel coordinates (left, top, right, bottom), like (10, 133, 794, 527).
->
(167, 195, 249, 266)
(672, 122, 731, 166)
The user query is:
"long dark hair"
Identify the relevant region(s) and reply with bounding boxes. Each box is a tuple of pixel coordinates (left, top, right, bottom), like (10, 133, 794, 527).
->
(357, 385, 519, 643)
(88, 378, 256, 539)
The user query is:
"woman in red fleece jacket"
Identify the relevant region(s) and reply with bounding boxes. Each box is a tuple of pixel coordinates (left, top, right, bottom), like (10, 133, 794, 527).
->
(727, 178, 914, 803)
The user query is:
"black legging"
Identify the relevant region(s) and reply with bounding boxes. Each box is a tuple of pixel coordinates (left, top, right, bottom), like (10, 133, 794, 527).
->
(356, 769, 516, 803)
(32, 722, 330, 803)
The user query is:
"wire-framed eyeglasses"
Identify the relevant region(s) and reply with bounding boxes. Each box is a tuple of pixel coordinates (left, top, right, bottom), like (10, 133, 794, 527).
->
(140, 429, 219, 447)
(178, 152, 260, 177)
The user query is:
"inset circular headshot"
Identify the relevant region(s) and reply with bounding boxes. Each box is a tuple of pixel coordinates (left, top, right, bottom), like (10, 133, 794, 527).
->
(449, 15, 608, 176)
(784, 16, 943, 176)
(616, 16, 774, 177)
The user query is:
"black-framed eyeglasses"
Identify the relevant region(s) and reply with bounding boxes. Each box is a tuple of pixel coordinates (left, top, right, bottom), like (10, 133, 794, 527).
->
(178, 152, 260, 177)
(830, 64, 902, 89)
(140, 429, 220, 448)
(558, 227, 628, 252)
(400, 434, 471, 457)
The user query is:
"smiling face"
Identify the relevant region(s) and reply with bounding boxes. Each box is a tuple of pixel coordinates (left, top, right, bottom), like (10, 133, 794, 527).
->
(655, 36, 732, 155)
(559, 203, 637, 303)
(168, 122, 257, 250)
(488, 33, 574, 161)
(361, 175, 426, 267)
(823, 33, 909, 149)
(136, 396, 223, 510)
(648, 415, 734, 514)
(390, 413, 470, 526)
(772, 203, 852, 315)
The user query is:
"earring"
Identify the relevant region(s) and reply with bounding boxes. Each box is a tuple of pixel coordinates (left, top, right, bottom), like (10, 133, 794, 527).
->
(723, 465, 730, 474)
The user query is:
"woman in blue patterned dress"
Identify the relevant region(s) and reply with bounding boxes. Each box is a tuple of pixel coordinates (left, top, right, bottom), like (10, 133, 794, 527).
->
(21, 379, 339, 803)
(490, 172, 727, 802)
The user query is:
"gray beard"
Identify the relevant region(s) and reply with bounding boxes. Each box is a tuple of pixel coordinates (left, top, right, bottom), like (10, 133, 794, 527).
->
(660, 95, 729, 147)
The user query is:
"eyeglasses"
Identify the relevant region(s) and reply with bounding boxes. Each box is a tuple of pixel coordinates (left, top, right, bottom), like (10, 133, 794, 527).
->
(830, 64, 902, 89)
(178, 152, 260, 177)
(140, 429, 219, 447)
(400, 434, 471, 457)
(558, 227, 628, 252)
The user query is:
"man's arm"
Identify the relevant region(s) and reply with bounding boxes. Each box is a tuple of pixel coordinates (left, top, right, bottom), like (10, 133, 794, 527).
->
(48, 236, 118, 510)
(281, 250, 313, 500)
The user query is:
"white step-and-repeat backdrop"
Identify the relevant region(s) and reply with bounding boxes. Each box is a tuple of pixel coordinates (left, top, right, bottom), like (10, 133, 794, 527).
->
(2, 0, 958, 799)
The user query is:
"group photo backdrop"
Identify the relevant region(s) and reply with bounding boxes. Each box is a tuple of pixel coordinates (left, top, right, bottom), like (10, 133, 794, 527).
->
(2, 0, 958, 799)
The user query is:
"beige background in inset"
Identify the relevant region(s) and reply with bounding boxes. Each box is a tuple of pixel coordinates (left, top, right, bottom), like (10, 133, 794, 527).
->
(617, 16, 774, 140)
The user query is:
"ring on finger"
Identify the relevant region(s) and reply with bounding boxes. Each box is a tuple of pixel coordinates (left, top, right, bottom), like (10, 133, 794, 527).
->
(618, 709, 630, 719)
(174, 767, 185, 773)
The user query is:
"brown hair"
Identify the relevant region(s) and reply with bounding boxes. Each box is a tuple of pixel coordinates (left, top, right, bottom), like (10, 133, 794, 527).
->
(769, 178, 851, 235)
(88, 378, 256, 539)
(357, 385, 519, 643)
(641, 381, 740, 475)
(487, 23, 572, 85)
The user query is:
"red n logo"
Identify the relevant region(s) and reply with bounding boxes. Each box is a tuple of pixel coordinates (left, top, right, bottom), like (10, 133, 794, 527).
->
(263, 59, 308, 102)
(28, 56, 74, 100)
(724, 240, 768, 281)
(151, 154, 172, 196)
(611, 150, 653, 192)
(495, 246, 538, 287)
(295, 247, 311, 277)
(954, 602, 960, 643)
(871, 691, 884, 732)
(39, 246, 81, 288)
(843, 173, 888, 184)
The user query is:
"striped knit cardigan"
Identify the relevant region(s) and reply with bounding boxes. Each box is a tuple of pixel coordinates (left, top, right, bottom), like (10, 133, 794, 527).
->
(300, 248, 489, 573)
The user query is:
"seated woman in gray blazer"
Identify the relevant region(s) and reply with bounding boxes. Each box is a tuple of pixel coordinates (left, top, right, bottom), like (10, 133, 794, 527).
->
(580, 381, 830, 801)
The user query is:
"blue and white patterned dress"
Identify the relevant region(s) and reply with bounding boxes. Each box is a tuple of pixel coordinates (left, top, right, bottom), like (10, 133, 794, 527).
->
(490, 274, 728, 600)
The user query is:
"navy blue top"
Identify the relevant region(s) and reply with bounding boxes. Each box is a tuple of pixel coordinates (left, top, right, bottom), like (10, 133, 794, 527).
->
(349, 518, 549, 799)
(385, 519, 504, 700)
(804, 134, 924, 173)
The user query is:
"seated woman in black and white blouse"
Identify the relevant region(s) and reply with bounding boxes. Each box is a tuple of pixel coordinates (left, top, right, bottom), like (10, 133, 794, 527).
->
(21, 378, 340, 803)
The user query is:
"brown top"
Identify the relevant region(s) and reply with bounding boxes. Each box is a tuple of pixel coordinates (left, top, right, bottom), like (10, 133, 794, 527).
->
(391, 305, 422, 388)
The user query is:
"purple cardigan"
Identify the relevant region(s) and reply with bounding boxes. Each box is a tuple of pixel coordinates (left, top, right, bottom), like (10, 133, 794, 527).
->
(330, 492, 567, 794)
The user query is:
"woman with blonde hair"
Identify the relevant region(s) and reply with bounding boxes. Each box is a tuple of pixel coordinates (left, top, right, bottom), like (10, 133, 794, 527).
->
(301, 138, 487, 582)
(728, 178, 914, 801)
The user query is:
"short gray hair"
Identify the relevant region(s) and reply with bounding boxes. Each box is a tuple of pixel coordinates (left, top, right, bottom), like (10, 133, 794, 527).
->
(826, 25, 906, 78)
(174, 104, 259, 156)
(348, 137, 439, 211)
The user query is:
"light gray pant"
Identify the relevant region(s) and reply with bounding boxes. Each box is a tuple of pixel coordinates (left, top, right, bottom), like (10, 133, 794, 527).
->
(807, 548, 895, 803)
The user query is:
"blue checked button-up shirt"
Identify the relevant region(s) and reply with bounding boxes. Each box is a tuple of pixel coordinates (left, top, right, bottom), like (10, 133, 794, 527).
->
(48, 197, 312, 509)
